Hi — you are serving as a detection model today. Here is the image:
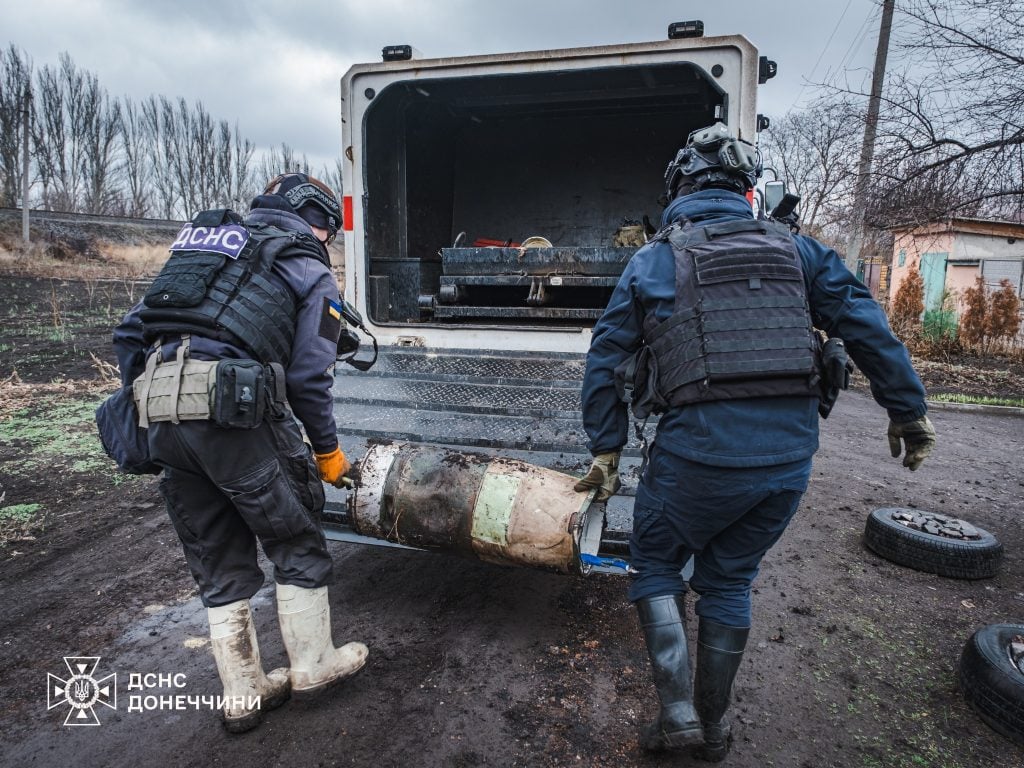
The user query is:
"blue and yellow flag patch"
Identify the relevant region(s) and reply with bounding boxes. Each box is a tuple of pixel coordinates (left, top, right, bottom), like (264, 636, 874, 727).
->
(319, 297, 343, 342)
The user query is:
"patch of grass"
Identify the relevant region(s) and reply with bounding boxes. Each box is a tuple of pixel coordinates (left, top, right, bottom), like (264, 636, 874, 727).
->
(45, 327, 70, 343)
(0, 394, 112, 476)
(0, 502, 43, 546)
(18, 322, 72, 341)
(70, 457, 105, 473)
(929, 392, 1024, 408)
(0, 502, 41, 521)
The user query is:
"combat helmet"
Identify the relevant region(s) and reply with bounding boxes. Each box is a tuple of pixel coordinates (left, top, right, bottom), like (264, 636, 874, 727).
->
(264, 172, 342, 243)
(663, 122, 761, 200)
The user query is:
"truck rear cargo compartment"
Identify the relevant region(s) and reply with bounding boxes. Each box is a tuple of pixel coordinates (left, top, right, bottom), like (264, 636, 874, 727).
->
(361, 61, 726, 326)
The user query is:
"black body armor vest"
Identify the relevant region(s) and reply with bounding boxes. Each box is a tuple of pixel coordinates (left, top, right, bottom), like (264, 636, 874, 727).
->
(640, 218, 821, 410)
(140, 209, 321, 365)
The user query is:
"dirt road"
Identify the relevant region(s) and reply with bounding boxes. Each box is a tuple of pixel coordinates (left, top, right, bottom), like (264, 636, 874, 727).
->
(1, 276, 1023, 767)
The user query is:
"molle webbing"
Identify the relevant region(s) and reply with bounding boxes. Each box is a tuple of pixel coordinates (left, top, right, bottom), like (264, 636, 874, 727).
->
(646, 219, 819, 405)
(140, 224, 298, 364)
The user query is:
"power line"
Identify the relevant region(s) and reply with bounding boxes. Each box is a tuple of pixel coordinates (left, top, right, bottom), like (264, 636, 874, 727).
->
(826, 2, 881, 88)
(787, 0, 854, 113)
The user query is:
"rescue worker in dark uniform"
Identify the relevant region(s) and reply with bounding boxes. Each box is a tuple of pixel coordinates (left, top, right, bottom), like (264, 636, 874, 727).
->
(575, 124, 936, 761)
(113, 173, 366, 733)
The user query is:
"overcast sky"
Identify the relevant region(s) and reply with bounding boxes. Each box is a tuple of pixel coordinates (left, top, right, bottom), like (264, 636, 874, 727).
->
(4, 0, 882, 172)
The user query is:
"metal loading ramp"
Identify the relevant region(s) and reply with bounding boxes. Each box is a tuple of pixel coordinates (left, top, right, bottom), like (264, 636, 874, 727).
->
(323, 346, 655, 571)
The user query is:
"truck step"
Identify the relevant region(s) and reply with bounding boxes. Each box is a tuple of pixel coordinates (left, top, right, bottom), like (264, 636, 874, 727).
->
(334, 376, 581, 418)
(335, 347, 586, 386)
(432, 306, 604, 320)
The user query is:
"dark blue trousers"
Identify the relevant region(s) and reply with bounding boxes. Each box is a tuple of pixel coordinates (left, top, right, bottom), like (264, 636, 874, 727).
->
(628, 443, 811, 627)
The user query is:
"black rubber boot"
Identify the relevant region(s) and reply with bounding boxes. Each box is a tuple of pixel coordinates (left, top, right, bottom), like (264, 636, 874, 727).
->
(692, 619, 749, 763)
(635, 595, 703, 751)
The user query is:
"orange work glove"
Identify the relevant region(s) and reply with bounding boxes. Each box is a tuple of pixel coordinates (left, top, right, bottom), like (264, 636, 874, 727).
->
(314, 446, 352, 488)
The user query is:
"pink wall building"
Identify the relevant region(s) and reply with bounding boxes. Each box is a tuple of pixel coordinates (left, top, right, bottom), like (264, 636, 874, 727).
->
(888, 219, 1024, 318)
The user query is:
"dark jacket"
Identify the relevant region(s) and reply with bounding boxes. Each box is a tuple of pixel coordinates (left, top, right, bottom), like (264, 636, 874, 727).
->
(580, 189, 927, 467)
(113, 207, 342, 453)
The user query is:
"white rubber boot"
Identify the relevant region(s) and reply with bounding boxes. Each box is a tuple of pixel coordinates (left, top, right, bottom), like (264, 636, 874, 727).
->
(276, 584, 368, 698)
(207, 600, 290, 733)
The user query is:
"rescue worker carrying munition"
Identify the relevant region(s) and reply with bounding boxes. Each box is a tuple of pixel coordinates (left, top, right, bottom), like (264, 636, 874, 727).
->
(575, 123, 936, 761)
(113, 173, 367, 733)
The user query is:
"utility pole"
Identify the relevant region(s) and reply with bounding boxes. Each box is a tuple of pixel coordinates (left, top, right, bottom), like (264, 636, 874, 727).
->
(21, 85, 31, 245)
(845, 0, 896, 275)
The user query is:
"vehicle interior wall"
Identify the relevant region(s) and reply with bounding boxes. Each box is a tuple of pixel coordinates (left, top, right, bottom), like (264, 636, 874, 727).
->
(362, 62, 724, 325)
(451, 112, 675, 246)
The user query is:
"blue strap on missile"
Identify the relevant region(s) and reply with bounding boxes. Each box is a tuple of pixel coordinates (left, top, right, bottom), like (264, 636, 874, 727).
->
(580, 553, 633, 572)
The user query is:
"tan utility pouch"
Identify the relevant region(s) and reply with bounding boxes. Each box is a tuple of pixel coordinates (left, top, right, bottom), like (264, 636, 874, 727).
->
(133, 336, 218, 428)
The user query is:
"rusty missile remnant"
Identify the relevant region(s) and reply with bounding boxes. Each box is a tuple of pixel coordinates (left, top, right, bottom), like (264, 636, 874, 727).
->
(348, 442, 605, 574)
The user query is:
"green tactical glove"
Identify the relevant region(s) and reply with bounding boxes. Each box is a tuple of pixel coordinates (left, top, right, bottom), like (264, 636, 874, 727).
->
(574, 451, 622, 502)
(887, 415, 936, 471)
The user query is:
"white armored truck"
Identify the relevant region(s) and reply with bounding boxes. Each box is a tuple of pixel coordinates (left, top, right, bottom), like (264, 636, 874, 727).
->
(323, 25, 776, 574)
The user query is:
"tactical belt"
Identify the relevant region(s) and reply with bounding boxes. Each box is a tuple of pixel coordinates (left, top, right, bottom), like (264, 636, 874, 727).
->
(133, 335, 287, 429)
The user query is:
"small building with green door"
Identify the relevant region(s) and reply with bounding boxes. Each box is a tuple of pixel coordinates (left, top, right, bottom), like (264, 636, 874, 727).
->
(887, 218, 1024, 333)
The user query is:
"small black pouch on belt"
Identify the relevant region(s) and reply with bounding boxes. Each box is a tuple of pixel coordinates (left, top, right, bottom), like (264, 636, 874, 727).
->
(213, 359, 266, 428)
(264, 362, 288, 416)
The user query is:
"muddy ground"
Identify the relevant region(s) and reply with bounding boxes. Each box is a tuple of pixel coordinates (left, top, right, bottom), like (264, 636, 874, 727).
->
(1, 273, 1023, 768)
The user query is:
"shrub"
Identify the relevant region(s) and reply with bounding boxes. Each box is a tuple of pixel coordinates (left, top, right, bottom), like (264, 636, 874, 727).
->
(923, 309, 957, 342)
(960, 276, 1022, 355)
(987, 278, 1021, 348)
(960, 276, 988, 350)
(890, 264, 924, 340)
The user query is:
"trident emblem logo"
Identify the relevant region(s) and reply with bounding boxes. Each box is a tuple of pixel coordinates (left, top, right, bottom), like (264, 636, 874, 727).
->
(47, 657, 117, 726)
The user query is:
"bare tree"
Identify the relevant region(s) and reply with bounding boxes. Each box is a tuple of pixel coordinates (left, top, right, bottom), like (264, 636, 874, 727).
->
(151, 98, 260, 217)
(866, 150, 980, 230)
(120, 99, 153, 217)
(254, 143, 311, 187)
(760, 96, 861, 243)
(8, 47, 326, 221)
(161, 96, 200, 216)
(230, 123, 256, 208)
(872, 0, 1024, 222)
(189, 100, 216, 211)
(32, 54, 76, 210)
(210, 118, 255, 211)
(213, 120, 233, 208)
(141, 95, 178, 218)
(122, 95, 260, 218)
(320, 158, 345, 200)
(82, 84, 122, 214)
(0, 45, 32, 208)
(32, 52, 122, 213)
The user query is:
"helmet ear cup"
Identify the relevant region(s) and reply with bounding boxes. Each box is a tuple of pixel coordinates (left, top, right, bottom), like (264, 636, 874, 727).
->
(718, 139, 759, 175)
(687, 122, 733, 152)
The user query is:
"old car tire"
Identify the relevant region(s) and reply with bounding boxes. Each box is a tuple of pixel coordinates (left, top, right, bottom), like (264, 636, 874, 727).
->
(863, 508, 1003, 579)
(959, 624, 1024, 747)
